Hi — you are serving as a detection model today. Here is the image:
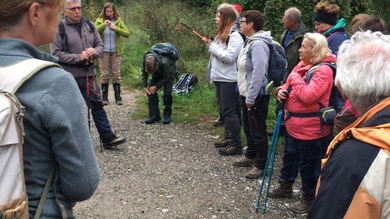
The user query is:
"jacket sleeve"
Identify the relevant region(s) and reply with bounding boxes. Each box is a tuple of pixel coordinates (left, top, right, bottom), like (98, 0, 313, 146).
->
(141, 64, 148, 88)
(289, 65, 333, 105)
(208, 32, 243, 63)
(115, 18, 130, 38)
(246, 40, 269, 105)
(40, 69, 100, 201)
(95, 17, 105, 33)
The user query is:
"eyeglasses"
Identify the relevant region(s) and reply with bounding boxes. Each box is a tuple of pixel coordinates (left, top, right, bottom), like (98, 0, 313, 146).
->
(65, 6, 82, 12)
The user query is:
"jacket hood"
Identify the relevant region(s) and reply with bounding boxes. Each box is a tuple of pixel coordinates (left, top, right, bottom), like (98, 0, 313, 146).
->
(248, 30, 273, 44)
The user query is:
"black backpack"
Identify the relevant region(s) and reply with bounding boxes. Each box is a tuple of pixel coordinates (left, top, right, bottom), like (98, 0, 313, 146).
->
(172, 73, 198, 94)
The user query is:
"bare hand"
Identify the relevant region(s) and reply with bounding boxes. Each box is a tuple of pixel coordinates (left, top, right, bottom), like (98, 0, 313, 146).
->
(144, 88, 150, 95)
(149, 86, 157, 94)
(277, 90, 289, 102)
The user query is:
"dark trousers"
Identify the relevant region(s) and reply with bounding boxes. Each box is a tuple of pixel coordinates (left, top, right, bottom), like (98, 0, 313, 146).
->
(74, 76, 112, 138)
(214, 81, 241, 148)
(280, 133, 328, 196)
(240, 95, 270, 169)
(148, 77, 174, 118)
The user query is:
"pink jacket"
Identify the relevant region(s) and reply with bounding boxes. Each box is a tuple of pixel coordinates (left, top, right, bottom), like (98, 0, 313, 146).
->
(277, 54, 336, 140)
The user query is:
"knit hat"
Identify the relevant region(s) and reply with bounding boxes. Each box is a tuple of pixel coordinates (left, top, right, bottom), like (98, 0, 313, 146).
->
(314, 10, 337, 25)
(233, 4, 242, 14)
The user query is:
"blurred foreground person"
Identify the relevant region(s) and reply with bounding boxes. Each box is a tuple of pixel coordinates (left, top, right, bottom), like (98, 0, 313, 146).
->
(308, 31, 390, 219)
(0, 0, 100, 217)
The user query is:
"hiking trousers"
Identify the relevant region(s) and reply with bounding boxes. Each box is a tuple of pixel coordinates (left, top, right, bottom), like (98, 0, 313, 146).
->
(148, 77, 173, 118)
(240, 94, 270, 170)
(99, 52, 122, 84)
(214, 81, 241, 148)
(280, 133, 328, 196)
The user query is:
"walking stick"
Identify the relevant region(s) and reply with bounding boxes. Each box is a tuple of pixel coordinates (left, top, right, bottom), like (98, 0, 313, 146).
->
(255, 108, 283, 213)
(177, 22, 204, 40)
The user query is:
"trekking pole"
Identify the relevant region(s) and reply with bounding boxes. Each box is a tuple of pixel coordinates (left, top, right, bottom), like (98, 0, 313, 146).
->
(255, 108, 283, 213)
(179, 22, 204, 40)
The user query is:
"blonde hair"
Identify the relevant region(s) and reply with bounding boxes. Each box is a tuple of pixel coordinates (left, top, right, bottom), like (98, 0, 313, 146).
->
(145, 56, 158, 74)
(304, 33, 331, 64)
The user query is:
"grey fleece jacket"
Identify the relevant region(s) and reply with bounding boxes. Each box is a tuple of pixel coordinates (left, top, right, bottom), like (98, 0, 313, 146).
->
(0, 38, 100, 218)
(51, 17, 103, 78)
(237, 31, 272, 104)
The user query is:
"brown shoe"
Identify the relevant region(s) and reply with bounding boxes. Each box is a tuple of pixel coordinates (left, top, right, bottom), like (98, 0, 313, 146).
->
(289, 192, 314, 213)
(244, 167, 264, 179)
(218, 146, 242, 156)
(233, 157, 256, 167)
(214, 138, 229, 148)
(103, 136, 126, 149)
(269, 178, 293, 198)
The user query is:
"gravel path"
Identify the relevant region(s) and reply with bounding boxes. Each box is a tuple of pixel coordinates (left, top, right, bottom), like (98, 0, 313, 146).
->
(73, 88, 307, 219)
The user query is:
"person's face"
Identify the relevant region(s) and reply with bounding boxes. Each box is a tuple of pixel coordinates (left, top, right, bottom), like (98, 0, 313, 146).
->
(314, 21, 331, 34)
(298, 38, 313, 63)
(64, 2, 82, 24)
(215, 12, 222, 27)
(282, 13, 292, 29)
(105, 7, 114, 19)
(239, 17, 250, 36)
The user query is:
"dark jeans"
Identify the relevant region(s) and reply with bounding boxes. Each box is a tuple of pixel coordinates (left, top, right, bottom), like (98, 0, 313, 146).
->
(280, 133, 328, 196)
(214, 81, 241, 148)
(74, 76, 113, 139)
(148, 76, 174, 118)
(240, 95, 270, 169)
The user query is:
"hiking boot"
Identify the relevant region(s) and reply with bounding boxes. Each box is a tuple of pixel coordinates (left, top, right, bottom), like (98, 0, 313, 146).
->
(213, 119, 224, 127)
(101, 83, 109, 105)
(218, 146, 242, 156)
(113, 83, 123, 105)
(162, 115, 171, 124)
(102, 134, 126, 149)
(245, 167, 264, 179)
(233, 157, 256, 167)
(214, 138, 230, 148)
(145, 116, 161, 124)
(269, 178, 293, 198)
(289, 192, 314, 214)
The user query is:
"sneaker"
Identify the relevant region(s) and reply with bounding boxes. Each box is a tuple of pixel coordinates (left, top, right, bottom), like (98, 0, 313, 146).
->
(244, 167, 264, 179)
(103, 136, 126, 149)
(145, 116, 161, 124)
(269, 178, 293, 198)
(213, 119, 224, 127)
(162, 115, 171, 124)
(233, 157, 256, 167)
(218, 146, 242, 156)
(288, 192, 314, 214)
(214, 139, 230, 148)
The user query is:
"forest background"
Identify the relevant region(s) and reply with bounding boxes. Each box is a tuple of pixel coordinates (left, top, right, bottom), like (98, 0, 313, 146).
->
(71, 0, 388, 129)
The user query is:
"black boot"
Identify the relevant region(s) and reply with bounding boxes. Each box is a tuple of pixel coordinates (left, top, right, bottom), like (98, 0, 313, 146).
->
(101, 83, 109, 105)
(145, 93, 161, 124)
(163, 95, 172, 124)
(113, 83, 123, 105)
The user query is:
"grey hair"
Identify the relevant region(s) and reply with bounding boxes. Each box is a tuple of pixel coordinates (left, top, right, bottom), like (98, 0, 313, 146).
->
(285, 7, 302, 22)
(303, 33, 331, 64)
(335, 31, 390, 111)
(65, 0, 81, 7)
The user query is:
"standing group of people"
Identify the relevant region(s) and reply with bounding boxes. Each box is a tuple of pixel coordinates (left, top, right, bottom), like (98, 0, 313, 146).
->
(204, 1, 390, 218)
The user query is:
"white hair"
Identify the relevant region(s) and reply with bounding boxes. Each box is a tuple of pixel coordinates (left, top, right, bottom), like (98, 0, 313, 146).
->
(335, 31, 390, 111)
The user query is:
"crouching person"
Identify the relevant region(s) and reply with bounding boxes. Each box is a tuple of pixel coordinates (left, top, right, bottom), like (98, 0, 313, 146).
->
(141, 51, 175, 124)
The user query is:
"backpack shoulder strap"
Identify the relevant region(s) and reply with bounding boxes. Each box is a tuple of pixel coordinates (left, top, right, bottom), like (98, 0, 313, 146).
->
(58, 20, 68, 52)
(85, 19, 95, 32)
(305, 62, 336, 84)
(0, 59, 60, 93)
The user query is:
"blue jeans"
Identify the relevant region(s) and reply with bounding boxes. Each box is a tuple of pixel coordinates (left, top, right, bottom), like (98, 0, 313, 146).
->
(280, 133, 328, 196)
(214, 81, 241, 148)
